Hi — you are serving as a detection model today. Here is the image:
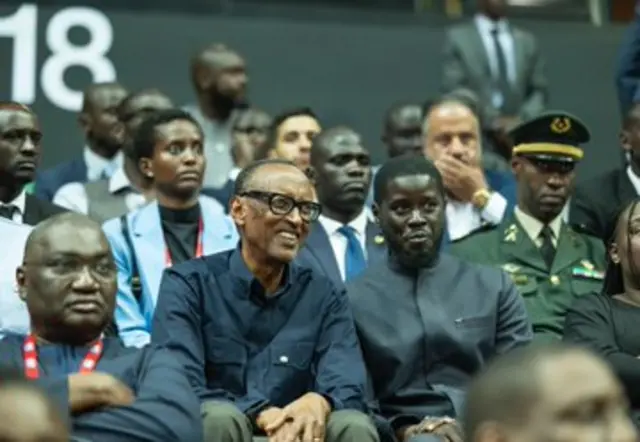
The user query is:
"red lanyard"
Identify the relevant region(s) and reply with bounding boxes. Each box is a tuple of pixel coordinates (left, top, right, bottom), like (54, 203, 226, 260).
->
(164, 217, 204, 267)
(23, 334, 103, 380)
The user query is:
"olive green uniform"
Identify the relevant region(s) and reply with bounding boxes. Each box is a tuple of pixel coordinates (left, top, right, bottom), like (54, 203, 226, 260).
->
(450, 215, 605, 342)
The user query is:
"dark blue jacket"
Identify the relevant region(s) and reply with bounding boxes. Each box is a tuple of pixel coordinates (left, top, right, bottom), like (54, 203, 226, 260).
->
(151, 248, 369, 420)
(0, 335, 202, 442)
(35, 158, 87, 202)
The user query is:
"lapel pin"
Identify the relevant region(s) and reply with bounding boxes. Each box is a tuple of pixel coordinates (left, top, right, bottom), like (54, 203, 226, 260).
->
(581, 260, 594, 271)
(374, 235, 385, 245)
(502, 263, 520, 273)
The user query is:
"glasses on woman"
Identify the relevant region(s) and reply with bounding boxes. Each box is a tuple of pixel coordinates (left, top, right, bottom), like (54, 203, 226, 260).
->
(239, 190, 322, 222)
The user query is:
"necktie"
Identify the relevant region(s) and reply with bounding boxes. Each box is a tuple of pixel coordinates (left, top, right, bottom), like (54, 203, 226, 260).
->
(338, 226, 366, 282)
(490, 26, 514, 112)
(539, 225, 556, 269)
(0, 204, 17, 220)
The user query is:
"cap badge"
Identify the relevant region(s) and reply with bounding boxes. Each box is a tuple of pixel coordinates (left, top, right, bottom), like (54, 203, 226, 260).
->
(550, 117, 571, 134)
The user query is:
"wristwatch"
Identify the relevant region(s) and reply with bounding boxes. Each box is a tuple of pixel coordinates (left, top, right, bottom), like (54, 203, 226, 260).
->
(471, 188, 492, 210)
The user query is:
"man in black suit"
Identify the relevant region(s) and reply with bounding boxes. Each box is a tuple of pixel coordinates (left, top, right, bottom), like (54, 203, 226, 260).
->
(297, 126, 384, 287)
(0, 102, 66, 225)
(571, 103, 640, 241)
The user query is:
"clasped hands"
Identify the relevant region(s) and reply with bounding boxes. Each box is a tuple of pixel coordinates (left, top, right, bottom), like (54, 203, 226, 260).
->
(434, 154, 487, 203)
(256, 392, 331, 442)
(400, 416, 463, 442)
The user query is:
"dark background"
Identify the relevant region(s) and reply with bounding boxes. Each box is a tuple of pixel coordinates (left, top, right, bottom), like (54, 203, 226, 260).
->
(0, 2, 627, 181)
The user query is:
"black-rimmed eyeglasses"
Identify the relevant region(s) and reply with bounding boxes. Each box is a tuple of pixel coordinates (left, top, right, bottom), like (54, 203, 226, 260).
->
(239, 190, 321, 222)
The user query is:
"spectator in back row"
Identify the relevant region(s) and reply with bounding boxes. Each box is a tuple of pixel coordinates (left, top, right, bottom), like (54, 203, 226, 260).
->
(298, 126, 384, 288)
(152, 159, 379, 442)
(0, 213, 202, 441)
(266, 107, 322, 172)
(0, 102, 66, 226)
(53, 89, 174, 223)
(185, 43, 248, 189)
(452, 111, 605, 342)
(35, 83, 128, 201)
(349, 155, 531, 442)
(104, 109, 236, 348)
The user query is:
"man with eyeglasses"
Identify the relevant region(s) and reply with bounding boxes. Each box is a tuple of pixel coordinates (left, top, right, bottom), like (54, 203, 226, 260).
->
(451, 111, 606, 343)
(0, 212, 202, 441)
(152, 158, 379, 442)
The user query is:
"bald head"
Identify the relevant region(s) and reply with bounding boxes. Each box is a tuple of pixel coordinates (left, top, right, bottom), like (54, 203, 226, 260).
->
(383, 103, 423, 158)
(81, 82, 127, 113)
(310, 126, 361, 166)
(24, 213, 104, 259)
(190, 44, 247, 102)
(465, 344, 635, 442)
(424, 100, 479, 133)
(0, 377, 68, 442)
(0, 101, 34, 114)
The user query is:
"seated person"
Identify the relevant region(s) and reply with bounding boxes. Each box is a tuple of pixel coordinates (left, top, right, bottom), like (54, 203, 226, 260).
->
(422, 97, 516, 242)
(465, 344, 636, 442)
(103, 109, 238, 348)
(348, 156, 532, 442)
(452, 111, 605, 342)
(0, 213, 202, 441)
(564, 198, 640, 426)
(152, 159, 379, 442)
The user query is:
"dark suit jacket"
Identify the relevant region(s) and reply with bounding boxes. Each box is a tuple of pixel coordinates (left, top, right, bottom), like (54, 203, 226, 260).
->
(616, 3, 640, 117)
(34, 158, 87, 202)
(296, 220, 386, 288)
(202, 179, 235, 213)
(442, 21, 547, 122)
(570, 168, 637, 242)
(23, 194, 67, 225)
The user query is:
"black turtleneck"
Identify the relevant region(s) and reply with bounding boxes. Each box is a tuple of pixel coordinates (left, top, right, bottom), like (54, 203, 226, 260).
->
(159, 203, 201, 265)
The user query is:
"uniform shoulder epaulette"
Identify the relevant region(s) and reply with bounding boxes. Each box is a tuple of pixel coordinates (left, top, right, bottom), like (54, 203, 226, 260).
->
(451, 223, 498, 243)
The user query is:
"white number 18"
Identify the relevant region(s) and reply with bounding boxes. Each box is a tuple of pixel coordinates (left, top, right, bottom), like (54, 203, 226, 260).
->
(0, 4, 117, 111)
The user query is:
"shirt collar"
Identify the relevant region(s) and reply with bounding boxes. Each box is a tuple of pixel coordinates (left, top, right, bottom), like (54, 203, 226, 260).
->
(514, 206, 563, 241)
(228, 167, 242, 181)
(475, 13, 509, 34)
(108, 166, 135, 194)
(1, 188, 27, 214)
(627, 166, 640, 195)
(229, 245, 294, 297)
(83, 147, 123, 179)
(318, 209, 369, 237)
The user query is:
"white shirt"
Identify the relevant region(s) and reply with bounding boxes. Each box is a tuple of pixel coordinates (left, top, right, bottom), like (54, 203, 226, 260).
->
(446, 192, 507, 241)
(84, 147, 123, 181)
(474, 14, 516, 109)
(317, 210, 369, 282)
(0, 218, 32, 339)
(627, 166, 640, 195)
(53, 166, 146, 215)
(229, 167, 241, 181)
(0, 189, 27, 224)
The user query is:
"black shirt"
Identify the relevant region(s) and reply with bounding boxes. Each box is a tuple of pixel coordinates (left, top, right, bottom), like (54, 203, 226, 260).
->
(159, 204, 201, 265)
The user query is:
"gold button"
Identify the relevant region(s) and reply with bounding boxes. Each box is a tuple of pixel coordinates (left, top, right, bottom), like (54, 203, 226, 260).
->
(550, 275, 560, 286)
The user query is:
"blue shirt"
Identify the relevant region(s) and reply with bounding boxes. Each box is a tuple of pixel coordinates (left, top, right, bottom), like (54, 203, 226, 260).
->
(151, 247, 369, 419)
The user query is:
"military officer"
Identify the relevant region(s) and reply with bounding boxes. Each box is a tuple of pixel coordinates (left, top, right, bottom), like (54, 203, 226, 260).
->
(450, 111, 606, 342)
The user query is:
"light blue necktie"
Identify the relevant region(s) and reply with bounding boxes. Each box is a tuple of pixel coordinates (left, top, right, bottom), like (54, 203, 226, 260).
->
(338, 225, 366, 282)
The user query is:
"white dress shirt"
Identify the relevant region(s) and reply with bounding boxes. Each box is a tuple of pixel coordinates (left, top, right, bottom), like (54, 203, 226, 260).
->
(0, 218, 32, 338)
(53, 166, 146, 215)
(84, 147, 123, 181)
(627, 166, 640, 195)
(228, 167, 241, 181)
(446, 192, 507, 241)
(317, 210, 369, 282)
(0, 189, 27, 224)
(474, 14, 516, 109)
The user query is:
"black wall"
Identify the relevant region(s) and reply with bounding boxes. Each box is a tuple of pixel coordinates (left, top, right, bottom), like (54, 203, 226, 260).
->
(0, 3, 627, 180)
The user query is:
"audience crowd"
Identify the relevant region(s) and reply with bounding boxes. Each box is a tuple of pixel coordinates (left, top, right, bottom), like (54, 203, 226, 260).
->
(4, 0, 640, 441)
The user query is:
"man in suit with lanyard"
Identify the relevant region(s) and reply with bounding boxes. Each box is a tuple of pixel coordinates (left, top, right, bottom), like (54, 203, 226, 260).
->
(297, 126, 384, 287)
(0, 102, 66, 225)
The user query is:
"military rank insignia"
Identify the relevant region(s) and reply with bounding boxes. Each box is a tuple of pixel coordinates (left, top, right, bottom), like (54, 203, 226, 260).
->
(571, 267, 604, 280)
